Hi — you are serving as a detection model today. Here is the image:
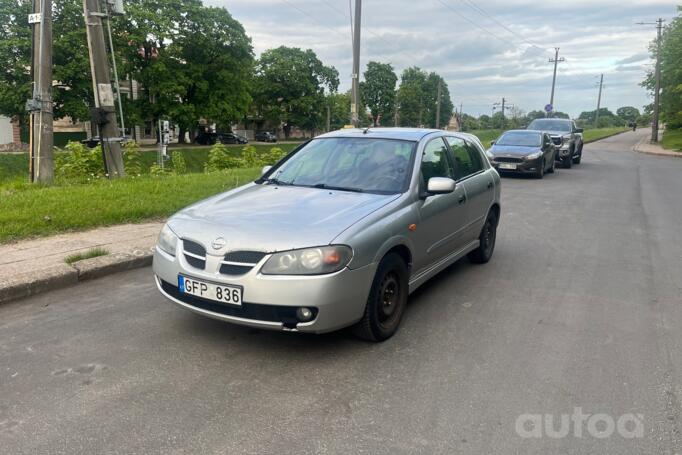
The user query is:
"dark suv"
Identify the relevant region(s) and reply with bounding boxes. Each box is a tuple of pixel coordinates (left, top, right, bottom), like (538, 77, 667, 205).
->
(527, 119, 583, 168)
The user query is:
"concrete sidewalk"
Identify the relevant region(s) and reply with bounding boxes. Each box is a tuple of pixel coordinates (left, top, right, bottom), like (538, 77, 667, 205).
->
(633, 130, 682, 158)
(0, 222, 162, 304)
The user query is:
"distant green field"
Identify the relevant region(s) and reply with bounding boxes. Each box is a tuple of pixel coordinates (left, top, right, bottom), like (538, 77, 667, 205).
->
(470, 129, 504, 146)
(662, 129, 682, 152)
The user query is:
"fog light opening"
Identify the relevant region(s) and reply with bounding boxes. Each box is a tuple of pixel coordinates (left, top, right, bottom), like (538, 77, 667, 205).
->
(297, 307, 314, 322)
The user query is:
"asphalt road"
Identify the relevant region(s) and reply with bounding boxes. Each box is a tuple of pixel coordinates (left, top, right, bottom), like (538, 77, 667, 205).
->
(2, 129, 681, 454)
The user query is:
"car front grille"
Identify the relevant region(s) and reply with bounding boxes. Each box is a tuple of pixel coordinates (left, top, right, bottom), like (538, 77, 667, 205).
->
(160, 280, 316, 324)
(220, 251, 267, 276)
(494, 157, 523, 163)
(182, 239, 206, 270)
(551, 137, 563, 146)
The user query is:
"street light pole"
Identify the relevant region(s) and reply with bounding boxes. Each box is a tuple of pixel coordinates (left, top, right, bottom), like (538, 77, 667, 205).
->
(350, 0, 362, 127)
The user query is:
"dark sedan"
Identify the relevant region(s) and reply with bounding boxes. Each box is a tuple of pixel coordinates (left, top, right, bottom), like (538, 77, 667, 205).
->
(255, 131, 277, 143)
(195, 132, 248, 145)
(487, 130, 556, 179)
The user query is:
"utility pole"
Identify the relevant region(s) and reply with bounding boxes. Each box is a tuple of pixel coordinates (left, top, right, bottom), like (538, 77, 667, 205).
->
(637, 19, 665, 143)
(594, 73, 604, 127)
(350, 0, 362, 127)
(394, 99, 399, 127)
(435, 79, 442, 129)
(27, 0, 54, 183)
(326, 104, 331, 132)
(83, 0, 125, 177)
(548, 47, 565, 118)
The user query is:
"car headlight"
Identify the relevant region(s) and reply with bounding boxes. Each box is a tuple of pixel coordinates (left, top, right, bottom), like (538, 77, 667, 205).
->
(261, 245, 353, 275)
(157, 223, 178, 256)
(524, 151, 542, 160)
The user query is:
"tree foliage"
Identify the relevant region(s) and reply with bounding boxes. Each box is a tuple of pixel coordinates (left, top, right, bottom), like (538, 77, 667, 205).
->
(396, 67, 453, 129)
(642, 7, 682, 129)
(253, 46, 339, 137)
(360, 61, 397, 127)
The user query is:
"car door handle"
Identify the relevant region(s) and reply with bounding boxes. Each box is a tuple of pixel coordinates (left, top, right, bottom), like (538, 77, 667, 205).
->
(458, 195, 466, 204)
(487, 182, 493, 189)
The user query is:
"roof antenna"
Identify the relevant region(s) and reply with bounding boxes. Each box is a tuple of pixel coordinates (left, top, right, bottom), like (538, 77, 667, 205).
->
(362, 127, 370, 134)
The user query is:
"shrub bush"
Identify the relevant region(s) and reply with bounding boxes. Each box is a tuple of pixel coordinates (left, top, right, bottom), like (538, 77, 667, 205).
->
(123, 141, 143, 176)
(55, 141, 105, 182)
(171, 151, 187, 175)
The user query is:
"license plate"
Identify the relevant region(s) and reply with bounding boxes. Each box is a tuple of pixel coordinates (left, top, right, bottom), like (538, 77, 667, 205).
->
(178, 275, 242, 306)
(499, 163, 517, 170)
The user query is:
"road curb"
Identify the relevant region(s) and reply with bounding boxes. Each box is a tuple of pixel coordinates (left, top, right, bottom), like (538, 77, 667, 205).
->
(633, 140, 682, 158)
(0, 248, 154, 305)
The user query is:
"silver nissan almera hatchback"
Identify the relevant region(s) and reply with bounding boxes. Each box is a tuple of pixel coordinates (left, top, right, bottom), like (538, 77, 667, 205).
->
(153, 128, 501, 341)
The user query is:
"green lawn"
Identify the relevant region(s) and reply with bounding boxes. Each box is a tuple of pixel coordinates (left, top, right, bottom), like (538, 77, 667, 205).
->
(0, 168, 261, 244)
(662, 129, 682, 152)
(582, 127, 629, 143)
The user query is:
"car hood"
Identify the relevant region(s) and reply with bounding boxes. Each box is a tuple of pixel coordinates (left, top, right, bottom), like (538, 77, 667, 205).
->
(168, 184, 400, 253)
(490, 145, 541, 156)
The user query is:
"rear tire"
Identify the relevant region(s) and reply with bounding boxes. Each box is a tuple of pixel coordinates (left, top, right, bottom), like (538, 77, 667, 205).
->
(353, 253, 409, 342)
(468, 210, 498, 264)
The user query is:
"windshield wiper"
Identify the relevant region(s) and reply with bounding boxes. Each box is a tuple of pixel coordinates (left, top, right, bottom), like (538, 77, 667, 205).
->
(312, 183, 366, 193)
(263, 177, 291, 186)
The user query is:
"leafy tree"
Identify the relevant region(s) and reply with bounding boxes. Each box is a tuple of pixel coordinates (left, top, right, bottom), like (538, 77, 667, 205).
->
(526, 110, 546, 121)
(253, 46, 339, 137)
(0, 0, 32, 126)
(477, 114, 492, 129)
(326, 91, 351, 130)
(616, 106, 641, 123)
(642, 7, 682, 129)
(459, 113, 480, 131)
(396, 67, 453, 128)
(360, 61, 397, 127)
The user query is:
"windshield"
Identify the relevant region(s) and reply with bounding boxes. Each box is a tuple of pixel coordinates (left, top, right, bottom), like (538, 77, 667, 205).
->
(497, 131, 542, 147)
(263, 137, 416, 194)
(528, 119, 571, 132)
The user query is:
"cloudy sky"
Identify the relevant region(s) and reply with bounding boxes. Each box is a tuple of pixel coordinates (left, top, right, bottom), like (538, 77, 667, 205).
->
(208, 0, 678, 118)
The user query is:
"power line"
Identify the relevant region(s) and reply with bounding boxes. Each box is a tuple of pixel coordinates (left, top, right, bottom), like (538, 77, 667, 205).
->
(279, 0, 349, 40)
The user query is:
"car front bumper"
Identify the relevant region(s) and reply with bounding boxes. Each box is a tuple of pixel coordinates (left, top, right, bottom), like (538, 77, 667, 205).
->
(491, 157, 542, 174)
(153, 247, 376, 333)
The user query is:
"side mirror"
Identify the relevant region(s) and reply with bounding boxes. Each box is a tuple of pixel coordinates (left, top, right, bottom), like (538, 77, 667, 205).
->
(427, 177, 456, 195)
(490, 140, 496, 146)
(261, 165, 272, 176)
(575, 128, 584, 133)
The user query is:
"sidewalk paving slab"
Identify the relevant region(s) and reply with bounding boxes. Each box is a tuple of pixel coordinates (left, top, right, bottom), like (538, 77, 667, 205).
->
(632, 131, 681, 158)
(0, 222, 162, 304)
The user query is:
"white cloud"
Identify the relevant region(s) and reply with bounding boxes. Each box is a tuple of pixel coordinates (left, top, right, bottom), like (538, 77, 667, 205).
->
(210, 0, 677, 116)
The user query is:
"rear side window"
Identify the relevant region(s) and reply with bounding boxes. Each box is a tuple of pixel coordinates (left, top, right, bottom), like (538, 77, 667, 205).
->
(446, 137, 475, 180)
(421, 138, 454, 182)
(464, 141, 484, 174)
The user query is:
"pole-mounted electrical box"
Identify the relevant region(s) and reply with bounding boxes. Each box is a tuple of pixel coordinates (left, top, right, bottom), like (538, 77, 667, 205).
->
(107, 0, 125, 16)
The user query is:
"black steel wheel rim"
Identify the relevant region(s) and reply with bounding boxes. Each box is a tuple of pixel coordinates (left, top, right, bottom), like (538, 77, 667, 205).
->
(378, 272, 401, 325)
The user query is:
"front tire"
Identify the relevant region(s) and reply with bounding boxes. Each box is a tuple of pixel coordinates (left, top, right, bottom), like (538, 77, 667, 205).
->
(547, 156, 556, 174)
(535, 159, 545, 179)
(562, 150, 573, 169)
(353, 253, 409, 342)
(468, 210, 498, 264)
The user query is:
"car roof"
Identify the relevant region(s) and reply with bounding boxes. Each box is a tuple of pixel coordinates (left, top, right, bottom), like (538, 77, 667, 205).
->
(317, 127, 475, 142)
(503, 129, 543, 134)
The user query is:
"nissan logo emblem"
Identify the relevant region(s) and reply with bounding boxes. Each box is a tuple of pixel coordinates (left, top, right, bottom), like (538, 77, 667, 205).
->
(211, 237, 227, 250)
